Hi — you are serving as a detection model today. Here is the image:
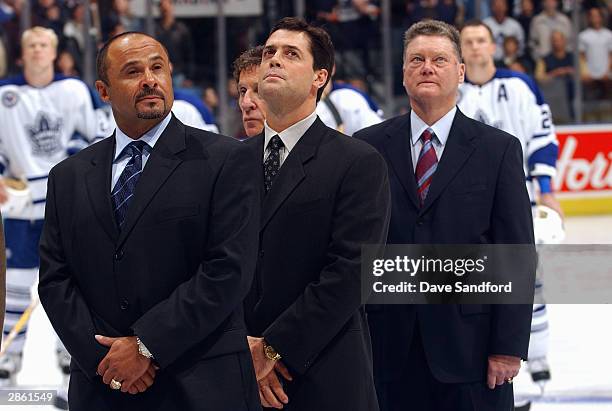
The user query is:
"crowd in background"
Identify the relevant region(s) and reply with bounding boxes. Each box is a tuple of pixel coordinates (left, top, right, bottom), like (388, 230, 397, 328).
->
(0, 0, 610, 130)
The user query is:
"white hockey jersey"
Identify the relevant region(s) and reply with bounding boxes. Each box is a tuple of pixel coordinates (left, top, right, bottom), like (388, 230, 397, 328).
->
(0, 74, 104, 220)
(458, 69, 558, 201)
(317, 86, 383, 136)
(172, 100, 218, 132)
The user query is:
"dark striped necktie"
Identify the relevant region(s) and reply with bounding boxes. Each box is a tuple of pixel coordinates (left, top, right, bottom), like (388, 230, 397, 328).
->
(415, 128, 438, 207)
(112, 140, 148, 229)
(264, 135, 284, 194)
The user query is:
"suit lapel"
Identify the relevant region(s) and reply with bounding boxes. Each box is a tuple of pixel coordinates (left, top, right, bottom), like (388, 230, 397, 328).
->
(260, 118, 323, 230)
(252, 135, 266, 204)
(117, 116, 186, 247)
(86, 136, 119, 242)
(383, 113, 420, 209)
(420, 109, 476, 214)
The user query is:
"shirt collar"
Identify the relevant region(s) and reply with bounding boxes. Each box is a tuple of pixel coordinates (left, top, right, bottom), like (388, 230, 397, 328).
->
(410, 106, 457, 147)
(113, 112, 172, 162)
(263, 110, 318, 152)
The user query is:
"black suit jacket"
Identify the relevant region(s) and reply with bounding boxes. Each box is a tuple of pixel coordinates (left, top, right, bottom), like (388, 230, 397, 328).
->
(244, 118, 391, 411)
(39, 116, 261, 411)
(355, 109, 535, 384)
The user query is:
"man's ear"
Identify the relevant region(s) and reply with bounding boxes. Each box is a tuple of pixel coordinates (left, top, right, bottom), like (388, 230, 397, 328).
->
(458, 63, 466, 84)
(95, 80, 110, 103)
(314, 68, 329, 90)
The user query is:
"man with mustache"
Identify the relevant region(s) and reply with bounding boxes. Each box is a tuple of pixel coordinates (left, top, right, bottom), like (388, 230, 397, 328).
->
(38, 32, 262, 410)
(233, 46, 267, 138)
(243, 17, 390, 410)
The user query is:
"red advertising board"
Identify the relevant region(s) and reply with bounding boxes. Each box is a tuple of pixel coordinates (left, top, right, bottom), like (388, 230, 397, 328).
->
(554, 124, 612, 215)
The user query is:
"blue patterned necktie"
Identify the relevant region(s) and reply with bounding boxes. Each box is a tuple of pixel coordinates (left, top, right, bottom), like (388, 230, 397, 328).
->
(264, 135, 284, 194)
(112, 140, 148, 229)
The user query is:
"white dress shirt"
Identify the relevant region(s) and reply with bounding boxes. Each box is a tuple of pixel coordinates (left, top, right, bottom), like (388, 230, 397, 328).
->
(111, 113, 172, 191)
(410, 107, 456, 172)
(263, 110, 318, 166)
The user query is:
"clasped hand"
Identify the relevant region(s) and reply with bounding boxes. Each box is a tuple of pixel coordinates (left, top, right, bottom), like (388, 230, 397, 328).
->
(95, 335, 157, 394)
(248, 336, 293, 409)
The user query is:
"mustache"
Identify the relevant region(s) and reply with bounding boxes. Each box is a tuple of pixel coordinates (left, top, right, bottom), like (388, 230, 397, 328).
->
(136, 89, 165, 101)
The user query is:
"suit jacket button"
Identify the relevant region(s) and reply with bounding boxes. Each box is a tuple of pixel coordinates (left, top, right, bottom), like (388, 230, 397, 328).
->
(120, 299, 129, 310)
(114, 250, 124, 261)
(416, 219, 424, 226)
(259, 250, 265, 258)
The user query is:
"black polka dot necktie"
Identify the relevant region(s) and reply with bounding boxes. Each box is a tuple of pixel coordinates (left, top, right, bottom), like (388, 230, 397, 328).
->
(264, 135, 284, 194)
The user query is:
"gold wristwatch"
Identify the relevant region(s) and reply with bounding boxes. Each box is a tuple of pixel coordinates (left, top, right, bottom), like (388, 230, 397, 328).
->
(263, 340, 281, 361)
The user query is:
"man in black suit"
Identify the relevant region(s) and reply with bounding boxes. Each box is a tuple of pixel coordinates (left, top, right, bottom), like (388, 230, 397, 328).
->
(243, 18, 390, 411)
(38, 32, 261, 411)
(355, 20, 535, 411)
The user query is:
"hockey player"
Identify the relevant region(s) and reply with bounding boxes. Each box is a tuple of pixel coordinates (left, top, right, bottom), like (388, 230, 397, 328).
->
(0, 26, 104, 408)
(316, 67, 383, 136)
(458, 20, 562, 411)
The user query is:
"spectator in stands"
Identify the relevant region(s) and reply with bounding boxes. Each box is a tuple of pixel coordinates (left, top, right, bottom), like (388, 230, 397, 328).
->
(535, 31, 575, 81)
(309, 0, 336, 24)
(517, 0, 535, 43)
(1, 0, 24, 74)
(33, 0, 64, 37)
(61, 2, 89, 72)
(335, 0, 379, 79)
(107, 21, 126, 38)
(498, 35, 534, 72)
(535, 30, 579, 117)
(63, 3, 85, 56)
(155, 0, 194, 87)
(529, 0, 572, 60)
(438, 0, 461, 25)
(203, 85, 219, 117)
(102, 0, 139, 40)
(55, 49, 79, 76)
(484, 0, 525, 62)
(407, 0, 460, 25)
(579, 7, 612, 81)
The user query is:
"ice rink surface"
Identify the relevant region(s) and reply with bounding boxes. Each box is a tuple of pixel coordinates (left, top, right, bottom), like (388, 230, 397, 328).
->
(2, 215, 611, 409)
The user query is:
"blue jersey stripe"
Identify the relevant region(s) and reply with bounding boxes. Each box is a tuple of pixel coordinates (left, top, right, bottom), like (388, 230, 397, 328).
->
(27, 175, 48, 182)
(529, 143, 558, 169)
(4, 219, 44, 269)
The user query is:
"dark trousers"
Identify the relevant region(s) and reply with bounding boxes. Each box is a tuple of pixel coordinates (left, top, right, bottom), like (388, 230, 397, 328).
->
(378, 327, 514, 411)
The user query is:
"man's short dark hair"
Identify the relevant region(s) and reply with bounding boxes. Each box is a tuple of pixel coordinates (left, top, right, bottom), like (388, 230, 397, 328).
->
(232, 46, 264, 84)
(461, 19, 495, 43)
(269, 17, 335, 102)
(96, 31, 169, 85)
(404, 20, 462, 61)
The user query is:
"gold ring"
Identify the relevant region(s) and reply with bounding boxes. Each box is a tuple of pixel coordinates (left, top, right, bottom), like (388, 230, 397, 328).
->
(110, 378, 122, 390)
(506, 377, 513, 383)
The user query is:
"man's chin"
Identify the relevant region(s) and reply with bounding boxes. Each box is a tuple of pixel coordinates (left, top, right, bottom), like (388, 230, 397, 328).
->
(137, 110, 165, 120)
